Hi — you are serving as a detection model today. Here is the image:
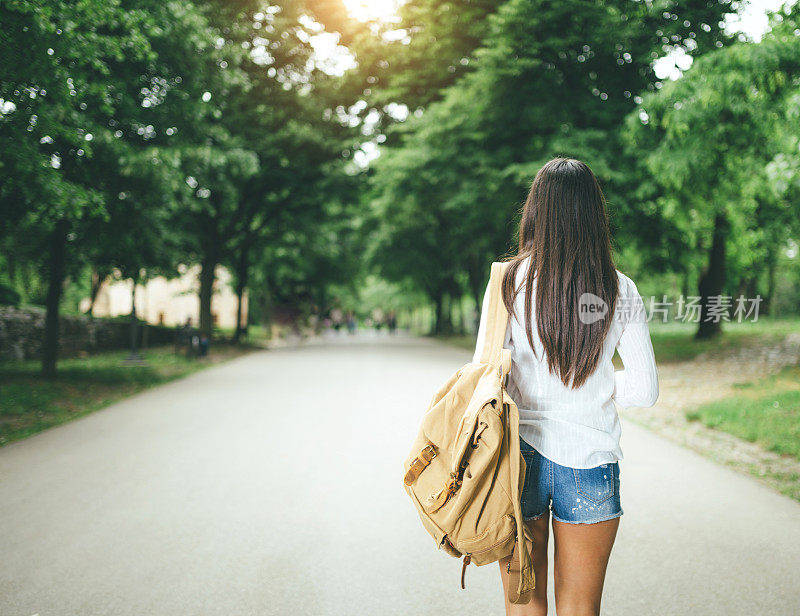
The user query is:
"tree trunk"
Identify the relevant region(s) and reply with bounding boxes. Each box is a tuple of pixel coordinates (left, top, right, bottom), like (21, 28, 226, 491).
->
(731, 276, 749, 321)
(451, 293, 459, 335)
(432, 289, 452, 336)
(466, 254, 485, 333)
(199, 251, 217, 340)
(87, 267, 107, 316)
(42, 218, 68, 378)
(681, 268, 691, 300)
(233, 244, 250, 344)
(762, 252, 778, 316)
(472, 287, 482, 334)
(695, 213, 728, 340)
(6, 249, 16, 286)
(432, 293, 443, 336)
(441, 292, 453, 335)
(258, 292, 269, 329)
(129, 278, 139, 356)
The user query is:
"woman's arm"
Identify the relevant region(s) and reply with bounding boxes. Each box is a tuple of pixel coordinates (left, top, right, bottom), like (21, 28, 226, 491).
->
(613, 278, 659, 408)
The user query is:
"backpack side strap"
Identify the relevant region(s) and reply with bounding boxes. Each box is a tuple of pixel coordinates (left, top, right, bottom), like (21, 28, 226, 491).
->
(506, 395, 536, 603)
(507, 535, 535, 604)
(479, 261, 511, 369)
(403, 443, 438, 486)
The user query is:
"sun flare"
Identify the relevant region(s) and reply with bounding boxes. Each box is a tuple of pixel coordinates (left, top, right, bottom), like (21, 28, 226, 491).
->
(342, 0, 402, 22)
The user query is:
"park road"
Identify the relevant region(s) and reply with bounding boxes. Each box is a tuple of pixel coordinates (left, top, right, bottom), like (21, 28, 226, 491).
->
(1, 335, 799, 616)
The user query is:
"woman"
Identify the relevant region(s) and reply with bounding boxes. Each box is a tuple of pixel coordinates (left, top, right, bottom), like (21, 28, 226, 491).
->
(472, 157, 659, 616)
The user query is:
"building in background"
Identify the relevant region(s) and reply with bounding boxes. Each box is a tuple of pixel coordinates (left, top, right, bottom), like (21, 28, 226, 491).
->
(80, 265, 247, 330)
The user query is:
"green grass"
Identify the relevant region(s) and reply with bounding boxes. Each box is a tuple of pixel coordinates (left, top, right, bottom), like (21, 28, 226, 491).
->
(647, 317, 800, 363)
(0, 344, 251, 447)
(686, 364, 800, 460)
(437, 316, 800, 366)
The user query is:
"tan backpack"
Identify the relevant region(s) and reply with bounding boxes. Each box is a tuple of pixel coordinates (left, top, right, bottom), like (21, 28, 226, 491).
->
(403, 261, 536, 604)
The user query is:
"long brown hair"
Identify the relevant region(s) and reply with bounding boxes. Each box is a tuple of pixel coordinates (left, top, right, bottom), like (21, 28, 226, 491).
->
(501, 157, 618, 389)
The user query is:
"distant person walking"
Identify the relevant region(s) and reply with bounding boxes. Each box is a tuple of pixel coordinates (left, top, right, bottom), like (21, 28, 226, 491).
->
(387, 309, 397, 334)
(346, 310, 357, 334)
(471, 158, 659, 616)
(176, 317, 199, 357)
(371, 307, 385, 331)
(330, 307, 344, 332)
(198, 333, 210, 357)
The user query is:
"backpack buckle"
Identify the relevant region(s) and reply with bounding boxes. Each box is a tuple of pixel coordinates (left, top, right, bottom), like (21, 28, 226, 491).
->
(446, 472, 461, 494)
(404, 443, 438, 486)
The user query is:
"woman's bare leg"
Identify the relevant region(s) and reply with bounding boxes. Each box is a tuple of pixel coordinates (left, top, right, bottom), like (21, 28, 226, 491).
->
(499, 510, 550, 616)
(552, 516, 620, 616)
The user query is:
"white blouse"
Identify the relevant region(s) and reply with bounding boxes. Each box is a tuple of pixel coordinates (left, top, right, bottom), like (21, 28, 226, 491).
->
(472, 257, 659, 469)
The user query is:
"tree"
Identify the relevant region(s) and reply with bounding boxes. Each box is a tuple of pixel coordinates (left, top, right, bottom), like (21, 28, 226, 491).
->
(0, 0, 160, 376)
(345, 0, 500, 115)
(197, 0, 361, 341)
(625, 15, 800, 337)
(175, 146, 259, 338)
(364, 103, 515, 334)
(363, 0, 735, 332)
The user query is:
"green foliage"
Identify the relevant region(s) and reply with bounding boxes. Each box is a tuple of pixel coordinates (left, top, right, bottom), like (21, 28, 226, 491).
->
(1, 0, 362, 369)
(361, 0, 736, 331)
(0, 284, 21, 307)
(346, 0, 500, 115)
(0, 0, 156, 227)
(4, 0, 800, 359)
(625, 19, 800, 317)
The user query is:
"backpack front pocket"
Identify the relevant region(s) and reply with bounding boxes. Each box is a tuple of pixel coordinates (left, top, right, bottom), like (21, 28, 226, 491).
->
(456, 513, 516, 566)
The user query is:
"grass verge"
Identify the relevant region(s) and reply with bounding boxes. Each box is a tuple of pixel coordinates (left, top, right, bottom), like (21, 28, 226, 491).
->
(686, 364, 800, 459)
(645, 318, 800, 363)
(436, 317, 800, 365)
(0, 344, 252, 447)
(684, 363, 800, 501)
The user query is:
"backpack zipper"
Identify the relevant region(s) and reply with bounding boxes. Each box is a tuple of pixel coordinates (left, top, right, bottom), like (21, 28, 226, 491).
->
(465, 527, 515, 557)
(460, 527, 516, 589)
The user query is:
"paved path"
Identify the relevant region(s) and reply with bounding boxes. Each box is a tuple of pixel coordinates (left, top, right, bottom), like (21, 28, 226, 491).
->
(1, 336, 799, 615)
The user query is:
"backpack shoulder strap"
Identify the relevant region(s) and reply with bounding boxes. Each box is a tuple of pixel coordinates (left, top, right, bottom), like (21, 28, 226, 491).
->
(482, 259, 536, 603)
(478, 261, 511, 371)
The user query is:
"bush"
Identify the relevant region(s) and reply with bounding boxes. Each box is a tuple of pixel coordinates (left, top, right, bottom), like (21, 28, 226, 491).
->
(0, 285, 20, 307)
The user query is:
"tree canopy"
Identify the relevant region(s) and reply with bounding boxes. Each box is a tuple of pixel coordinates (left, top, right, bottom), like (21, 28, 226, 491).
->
(2, 0, 800, 371)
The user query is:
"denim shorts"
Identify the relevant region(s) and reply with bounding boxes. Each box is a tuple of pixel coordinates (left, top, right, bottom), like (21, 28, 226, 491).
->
(519, 437, 623, 525)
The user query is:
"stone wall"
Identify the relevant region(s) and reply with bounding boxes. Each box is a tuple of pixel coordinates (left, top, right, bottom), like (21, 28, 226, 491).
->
(0, 307, 177, 361)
